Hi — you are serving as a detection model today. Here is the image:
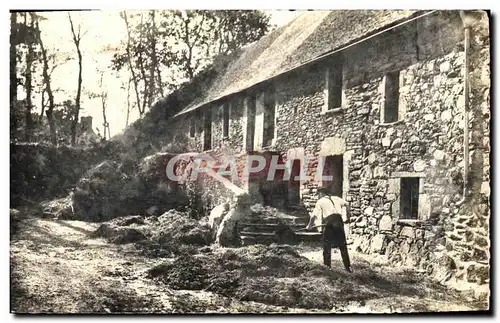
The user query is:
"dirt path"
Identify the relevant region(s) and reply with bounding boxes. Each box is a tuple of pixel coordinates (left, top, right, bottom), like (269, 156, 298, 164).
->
(10, 215, 486, 314)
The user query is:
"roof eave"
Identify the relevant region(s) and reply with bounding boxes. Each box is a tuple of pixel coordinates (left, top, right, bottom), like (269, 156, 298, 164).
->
(174, 10, 434, 119)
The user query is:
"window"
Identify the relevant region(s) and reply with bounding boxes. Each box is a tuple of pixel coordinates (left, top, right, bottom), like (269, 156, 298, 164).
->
(246, 96, 256, 152)
(400, 177, 419, 220)
(262, 90, 276, 147)
(196, 110, 203, 133)
(203, 109, 212, 151)
(222, 103, 230, 138)
(189, 117, 195, 138)
(325, 60, 343, 110)
(383, 71, 400, 123)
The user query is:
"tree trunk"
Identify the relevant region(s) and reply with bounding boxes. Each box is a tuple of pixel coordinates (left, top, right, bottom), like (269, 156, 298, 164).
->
(102, 97, 107, 140)
(148, 10, 156, 108)
(183, 16, 195, 80)
(122, 12, 143, 118)
(46, 109, 57, 145)
(136, 13, 149, 117)
(39, 89, 46, 123)
(155, 59, 164, 98)
(69, 14, 83, 146)
(71, 48, 82, 146)
(137, 48, 148, 116)
(24, 13, 34, 142)
(36, 19, 57, 145)
(99, 73, 109, 140)
(10, 12, 17, 107)
(125, 76, 131, 127)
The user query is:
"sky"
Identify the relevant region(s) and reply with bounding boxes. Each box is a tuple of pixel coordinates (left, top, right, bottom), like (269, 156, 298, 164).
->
(27, 10, 302, 138)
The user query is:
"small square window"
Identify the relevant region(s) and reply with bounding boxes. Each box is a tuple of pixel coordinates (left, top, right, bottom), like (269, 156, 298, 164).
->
(196, 110, 203, 133)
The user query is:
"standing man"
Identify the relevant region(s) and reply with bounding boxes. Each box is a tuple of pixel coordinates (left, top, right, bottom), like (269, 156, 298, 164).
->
(306, 188, 352, 272)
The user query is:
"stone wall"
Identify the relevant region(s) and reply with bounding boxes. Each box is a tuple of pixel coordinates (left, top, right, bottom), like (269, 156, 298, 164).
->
(355, 51, 468, 271)
(167, 11, 490, 287)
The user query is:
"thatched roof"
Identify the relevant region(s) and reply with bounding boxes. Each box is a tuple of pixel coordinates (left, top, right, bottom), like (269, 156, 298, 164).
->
(175, 10, 421, 117)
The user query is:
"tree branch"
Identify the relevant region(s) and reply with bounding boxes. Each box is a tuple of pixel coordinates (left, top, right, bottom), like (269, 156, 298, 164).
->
(122, 11, 143, 118)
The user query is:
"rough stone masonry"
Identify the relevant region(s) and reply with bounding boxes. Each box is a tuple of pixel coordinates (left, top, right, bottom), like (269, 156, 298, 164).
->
(163, 11, 490, 290)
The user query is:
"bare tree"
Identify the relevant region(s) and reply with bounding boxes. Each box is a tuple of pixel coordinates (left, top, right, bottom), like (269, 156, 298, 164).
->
(114, 11, 166, 117)
(86, 71, 110, 140)
(38, 53, 62, 124)
(148, 10, 157, 108)
(112, 10, 271, 120)
(172, 10, 208, 80)
(98, 72, 110, 139)
(35, 17, 57, 145)
(122, 12, 145, 117)
(136, 13, 150, 116)
(23, 12, 36, 142)
(125, 75, 132, 127)
(10, 12, 18, 107)
(68, 13, 85, 146)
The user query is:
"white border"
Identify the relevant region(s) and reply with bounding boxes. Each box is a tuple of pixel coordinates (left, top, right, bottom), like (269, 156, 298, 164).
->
(3, 1, 497, 322)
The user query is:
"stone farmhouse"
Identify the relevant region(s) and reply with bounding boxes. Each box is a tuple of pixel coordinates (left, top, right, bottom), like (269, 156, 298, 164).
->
(164, 10, 490, 286)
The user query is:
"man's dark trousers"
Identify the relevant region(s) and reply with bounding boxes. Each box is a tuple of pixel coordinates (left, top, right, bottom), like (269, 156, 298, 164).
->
(323, 240, 351, 270)
(322, 213, 351, 271)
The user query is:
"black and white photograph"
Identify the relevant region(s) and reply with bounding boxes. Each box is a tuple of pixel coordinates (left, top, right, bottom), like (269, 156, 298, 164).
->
(9, 7, 491, 315)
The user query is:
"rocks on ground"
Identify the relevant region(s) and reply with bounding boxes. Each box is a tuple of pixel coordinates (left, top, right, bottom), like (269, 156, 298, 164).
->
(214, 208, 242, 247)
(90, 210, 212, 251)
(208, 203, 229, 241)
(41, 197, 74, 219)
(90, 223, 147, 245)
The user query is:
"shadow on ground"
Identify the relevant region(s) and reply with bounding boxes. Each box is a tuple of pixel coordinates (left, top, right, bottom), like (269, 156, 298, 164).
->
(147, 244, 468, 310)
(10, 215, 485, 313)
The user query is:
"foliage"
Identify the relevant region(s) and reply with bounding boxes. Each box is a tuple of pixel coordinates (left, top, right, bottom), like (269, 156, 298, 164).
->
(10, 10, 271, 155)
(10, 142, 120, 206)
(68, 13, 85, 146)
(10, 12, 67, 145)
(11, 13, 44, 142)
(111, 10, 271, 117)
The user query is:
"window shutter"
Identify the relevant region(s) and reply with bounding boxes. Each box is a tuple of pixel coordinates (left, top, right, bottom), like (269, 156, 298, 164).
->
(388, 177, 400, 218)
(399, 70, 407, 120)
(418, 178, 430, 220)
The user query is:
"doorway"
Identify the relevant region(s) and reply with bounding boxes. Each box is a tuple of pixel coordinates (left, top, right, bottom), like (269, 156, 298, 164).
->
(323, 155, 343, 197)
(288, 159, 301, 206)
